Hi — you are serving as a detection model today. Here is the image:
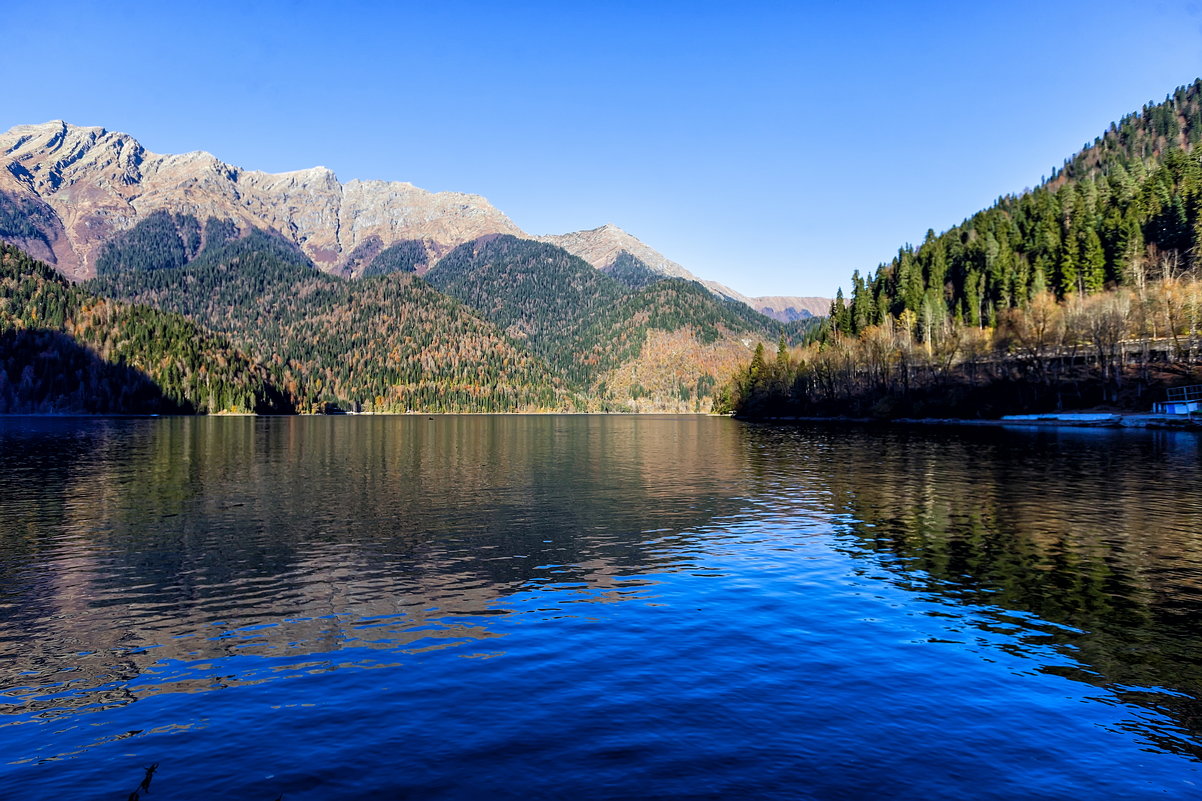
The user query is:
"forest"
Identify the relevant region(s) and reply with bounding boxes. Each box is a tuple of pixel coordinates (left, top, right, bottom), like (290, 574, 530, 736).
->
(0, 242, 289, 414)
(84, 226, 787, 413)
(88, 229, 582, 413)
(425, 235, 790, 403)
(721, 79, 1202, 419)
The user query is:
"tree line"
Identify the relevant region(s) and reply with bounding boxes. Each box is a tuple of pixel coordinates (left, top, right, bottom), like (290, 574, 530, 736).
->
(0, 242, 289, 414)
(720, 279, 1202, 419)
(89, 235, 583, 413)
(825, 79, 1202, 341)
(721, 80, 1202, 419)
(89, 226, 787, 412)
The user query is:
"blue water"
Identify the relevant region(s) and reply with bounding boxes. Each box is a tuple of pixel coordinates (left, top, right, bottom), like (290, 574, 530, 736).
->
(0, 416, 1199, 798)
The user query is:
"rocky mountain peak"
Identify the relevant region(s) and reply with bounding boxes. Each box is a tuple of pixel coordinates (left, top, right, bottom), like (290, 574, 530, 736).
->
(537, 223, 696, 281)
(0, 121, 828, 316)
(0, 121, 523, 278)
(3, 121, 146, 195)
(539, 223, 830, 319)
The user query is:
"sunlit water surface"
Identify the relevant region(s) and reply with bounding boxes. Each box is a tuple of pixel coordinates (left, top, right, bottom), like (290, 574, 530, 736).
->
(1, 416, 1200, 799)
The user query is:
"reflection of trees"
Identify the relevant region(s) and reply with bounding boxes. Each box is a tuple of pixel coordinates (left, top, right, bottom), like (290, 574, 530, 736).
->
(748, 424, 1202, 758)
(12, 418, 1201, 760)
(0, 416, 748, 722)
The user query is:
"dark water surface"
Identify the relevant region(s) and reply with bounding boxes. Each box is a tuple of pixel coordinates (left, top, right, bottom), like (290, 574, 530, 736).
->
(1, 416, 1200, 799)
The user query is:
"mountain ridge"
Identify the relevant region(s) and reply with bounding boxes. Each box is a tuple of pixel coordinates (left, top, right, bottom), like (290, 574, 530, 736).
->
(0, 120, 828, 314)
(537, 223, 826, 319)
(0, 120, 525, 280)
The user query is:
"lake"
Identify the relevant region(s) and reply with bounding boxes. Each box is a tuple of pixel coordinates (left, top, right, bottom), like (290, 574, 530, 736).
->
(1, 415, 1200, 799)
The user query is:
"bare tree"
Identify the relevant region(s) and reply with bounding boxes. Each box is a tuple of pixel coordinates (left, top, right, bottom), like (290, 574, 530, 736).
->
(1081, 291, 1131, 398)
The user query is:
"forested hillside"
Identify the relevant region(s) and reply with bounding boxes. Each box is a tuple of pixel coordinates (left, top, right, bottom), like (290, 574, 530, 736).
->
(601, 252, 667, 290)
(426, 236, 628, 383)
(426, 235, 784, 409)
(571, 277, 783, 408)
(82, 227, 785, 412)
(829, 79, 1202, 337)
(0, 243, 289, 414)
(725, 79, 1202, 419)
(88, 229, 582, 413)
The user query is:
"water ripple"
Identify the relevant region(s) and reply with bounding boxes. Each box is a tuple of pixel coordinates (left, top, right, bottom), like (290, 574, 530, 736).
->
(0, 417, 1200, 798)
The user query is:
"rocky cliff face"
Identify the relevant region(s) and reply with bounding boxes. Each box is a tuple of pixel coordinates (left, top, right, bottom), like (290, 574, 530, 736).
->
(0, 121, 523, 279)
(0, 121, 829, 315)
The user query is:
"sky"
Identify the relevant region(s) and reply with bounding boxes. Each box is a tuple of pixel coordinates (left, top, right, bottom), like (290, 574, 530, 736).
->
(5, 0, 1202, 298)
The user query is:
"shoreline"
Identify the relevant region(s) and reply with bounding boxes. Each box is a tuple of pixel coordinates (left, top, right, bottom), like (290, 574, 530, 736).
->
(3, 411, 1197, 429)
(0, 411, 719, 420)
(738, 412, 1202, 431)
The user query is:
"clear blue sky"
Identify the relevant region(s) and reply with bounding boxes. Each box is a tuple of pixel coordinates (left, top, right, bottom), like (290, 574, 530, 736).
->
(5, 0, 1202, 297)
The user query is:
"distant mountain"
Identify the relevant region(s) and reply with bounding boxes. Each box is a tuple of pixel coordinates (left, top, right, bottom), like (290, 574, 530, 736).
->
(79, 229, 785, 412)
(748, 296, 831, 322)
(0, 121, 823, 413)
(540, 223, 830, 320)
(425, 235, 781, 406)
(0, 121, 523, 280)
(87, 226, 582, 413)
(0, 121, 828, 315)
(426, 236, 627, 375)
(539, 223, 701, 283)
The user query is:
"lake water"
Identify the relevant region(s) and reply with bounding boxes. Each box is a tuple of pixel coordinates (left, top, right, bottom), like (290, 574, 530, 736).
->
(1, 415, 1200, 799)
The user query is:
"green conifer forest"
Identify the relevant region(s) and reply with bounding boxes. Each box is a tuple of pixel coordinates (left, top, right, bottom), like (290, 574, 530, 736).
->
(722, 80, 1202, 419)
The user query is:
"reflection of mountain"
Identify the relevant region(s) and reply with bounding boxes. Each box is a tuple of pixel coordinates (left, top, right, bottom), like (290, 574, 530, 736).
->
(740, 424, 1202, 759)
(5, 418, 1202, 769)
(0, 416, 750, 718)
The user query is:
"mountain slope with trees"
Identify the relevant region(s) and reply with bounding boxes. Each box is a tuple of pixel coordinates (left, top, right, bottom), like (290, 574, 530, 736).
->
(576, 277, 785, 410)
(0, 121, 829, 319)
(724, 79, 1202, 419)
(827, 79, 1202, 338)
(425, 235, 786, 408)
(0, 242, 289, 414)
(86, 228, 786, 412)
(87, 226, 582, 413)
(425, 235, 628, 381)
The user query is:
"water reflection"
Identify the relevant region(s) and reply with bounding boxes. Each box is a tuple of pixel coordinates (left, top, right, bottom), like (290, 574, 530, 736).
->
(0, 417, 748, 724)
(0, 417, 1200, 797)
(741, 423, 1202, 759)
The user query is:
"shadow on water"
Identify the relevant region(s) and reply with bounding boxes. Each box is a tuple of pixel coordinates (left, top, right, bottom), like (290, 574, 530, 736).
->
(742, 422, 1202, 760)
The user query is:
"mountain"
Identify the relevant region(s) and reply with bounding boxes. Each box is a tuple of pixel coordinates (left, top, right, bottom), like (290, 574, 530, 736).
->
(0, 241, 289, 414)
(425, 235, 781, 407)
(0, 121, 828, 317)
(425, 236, 627, 378)
(722, 78, 1202, 420)
(825, 79, 1202, 338)
(86, 226, 582, 413)
(0, 120, 813, 413)
(538, 223, 701, 282)
(0, 121, 524, 281)
(568, 273, 783, 407)
(83, 229, 780, 412)
(601, 251, 667, 290)
(747, 296, 831, 322)
(539, 223, 830, 316)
